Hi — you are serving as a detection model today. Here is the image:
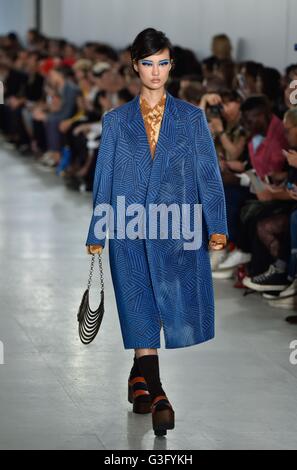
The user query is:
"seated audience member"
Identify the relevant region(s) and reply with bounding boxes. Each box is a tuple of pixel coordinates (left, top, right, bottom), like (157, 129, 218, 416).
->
(212, 59, 236, 90)
(58, 90, 108, 181)
(170, 46, 202, 79)
(241, 95, 288, 179)
(255, 66, 284, 118)
(242, 108, 297, 299)
(26, 28, 42, 51)
(216, 95, 290, 277)
(8, 51, 44, 152)
(63, 88, 132, 192)
(33, 66, 80, 165)
(179, 81, 205, 106)
(202, 34, 234, 80)
(235, 61, 264, 100)
(201, 90, 252, 275)
(0, 58, 27, 137)
(3, 31, 22, 53)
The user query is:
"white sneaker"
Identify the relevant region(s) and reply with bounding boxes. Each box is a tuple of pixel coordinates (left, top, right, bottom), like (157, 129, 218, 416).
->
(210, 248, 227, 271)
(267, 296, 297, 310)
(212, 268, 234, 279)
(263, 278, 297, 300)
(39, 152, 53, 164)
(217, 249, 251, 270)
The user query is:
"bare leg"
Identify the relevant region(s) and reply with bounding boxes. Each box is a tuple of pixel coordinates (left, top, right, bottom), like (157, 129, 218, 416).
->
(135, 348, 158, 359)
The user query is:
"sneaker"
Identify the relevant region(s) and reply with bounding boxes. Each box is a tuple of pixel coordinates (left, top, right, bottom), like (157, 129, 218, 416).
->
(39, 151, 53, 164)
(210, 248, 227, 270)
(263, 278, 297, 300)
(217, 249, 251, 270)
(212, 268, 234, 279)
(267, 296, 297, 310)
(242, 264, 290, 292)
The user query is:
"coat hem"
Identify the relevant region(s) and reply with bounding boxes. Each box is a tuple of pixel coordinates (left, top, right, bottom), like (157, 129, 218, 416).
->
(164, 333, 215, 349)
(122, 333, 215, 350)
(123, 343, 161, 350)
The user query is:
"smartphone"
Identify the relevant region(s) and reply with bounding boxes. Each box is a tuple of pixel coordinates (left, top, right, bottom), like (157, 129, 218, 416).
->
(287, 182, 297, 192)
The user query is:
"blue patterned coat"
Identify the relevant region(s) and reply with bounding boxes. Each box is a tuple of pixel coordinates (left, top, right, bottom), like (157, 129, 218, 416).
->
(86, 91, 228, 349)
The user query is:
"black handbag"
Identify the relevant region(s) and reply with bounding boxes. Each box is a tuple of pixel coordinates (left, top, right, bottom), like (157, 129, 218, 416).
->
(77, 253, 105, 344)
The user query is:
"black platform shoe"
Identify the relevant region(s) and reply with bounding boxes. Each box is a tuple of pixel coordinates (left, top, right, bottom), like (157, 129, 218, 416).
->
(128, 376, 152, 414)
(151, 395, 175, 436)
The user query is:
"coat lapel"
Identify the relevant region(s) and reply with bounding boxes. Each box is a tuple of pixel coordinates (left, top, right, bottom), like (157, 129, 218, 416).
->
(123, 91, 179, 203)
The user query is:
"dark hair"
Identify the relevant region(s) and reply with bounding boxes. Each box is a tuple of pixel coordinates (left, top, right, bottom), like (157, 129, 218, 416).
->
(285, 63, 297, 77)
(130, 28, 174, 76)
(51, 65, 74, 79)
(172, 47, 202, 78)
(240, 60, 264, 80)
(117, 88, 134, 103)
(94, 44, 119, 62)
(182, 82, 205, 104)
(220, 89, 242, 103)
(7, 32, 19, 42)
(28, 28, 40, 41)
(241, 95, 271, 114)
(257, 67, 282, 103)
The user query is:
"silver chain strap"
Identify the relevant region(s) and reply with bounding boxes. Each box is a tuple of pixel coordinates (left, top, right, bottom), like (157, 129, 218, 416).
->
(87, 254, 104, 291)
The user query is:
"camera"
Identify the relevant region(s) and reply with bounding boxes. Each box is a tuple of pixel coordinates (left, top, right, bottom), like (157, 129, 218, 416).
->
(207, 103, 224, 119)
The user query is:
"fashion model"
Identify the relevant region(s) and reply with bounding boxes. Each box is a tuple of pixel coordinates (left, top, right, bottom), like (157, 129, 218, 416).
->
(86, 28, 228, 436)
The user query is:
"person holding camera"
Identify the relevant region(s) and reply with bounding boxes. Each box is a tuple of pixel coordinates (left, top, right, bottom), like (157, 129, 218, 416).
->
(201, 90, 251, 274)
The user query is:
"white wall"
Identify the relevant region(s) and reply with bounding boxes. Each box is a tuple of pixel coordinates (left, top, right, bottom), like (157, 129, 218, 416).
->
(286, 0, 297, 68)
(41, 0, 62, 38)
(61, 0, 297, 72)
(0, 0, 296, 72)
(0, 0, 62, 41)
(0, 0, 35, 40)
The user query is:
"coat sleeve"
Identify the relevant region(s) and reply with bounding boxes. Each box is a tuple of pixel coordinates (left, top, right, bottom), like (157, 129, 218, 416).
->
(193, 108, 229, 239)
(85, 112, 116, 247)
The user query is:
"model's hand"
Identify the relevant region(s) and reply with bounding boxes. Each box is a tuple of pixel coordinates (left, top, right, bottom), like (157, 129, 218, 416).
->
(86, 245, 103, 255)
(209, 234, 227, 251)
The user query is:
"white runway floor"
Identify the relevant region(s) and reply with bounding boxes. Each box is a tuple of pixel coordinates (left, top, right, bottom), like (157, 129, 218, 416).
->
(0, 145, 297, 450)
